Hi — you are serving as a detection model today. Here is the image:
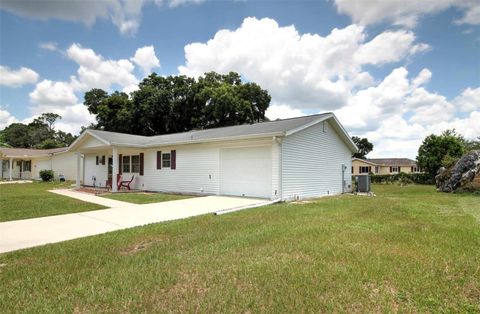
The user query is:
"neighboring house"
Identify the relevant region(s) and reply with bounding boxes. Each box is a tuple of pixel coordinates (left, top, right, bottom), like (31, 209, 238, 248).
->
(352, 157, 421, 175)
(0, 147, 79, 181)
(69, 113, 357, 200)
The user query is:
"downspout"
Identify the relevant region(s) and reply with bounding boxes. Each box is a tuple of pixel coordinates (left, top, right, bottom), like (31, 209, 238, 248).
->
(276, 136, 283, 201)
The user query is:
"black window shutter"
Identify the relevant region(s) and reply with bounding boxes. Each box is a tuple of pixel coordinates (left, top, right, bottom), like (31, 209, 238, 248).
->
(119, 154, 123, 174)
(157, 151, 162, 169)
(96, 156, 99, 165)
(171, 150, 176, 170)
(140, 153, 144, 176)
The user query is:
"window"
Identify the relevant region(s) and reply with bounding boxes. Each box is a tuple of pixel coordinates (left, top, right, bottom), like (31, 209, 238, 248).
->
(322, 121, 327, 133)
(162, 153, 171, 168)
(359, 166, 371, 174)
(390, 166, 399, 173)
(122, 155, 130, 173)
(131, 155, 140, 173)
(23, 160, 31, 172)
(375, 166, 379, 174)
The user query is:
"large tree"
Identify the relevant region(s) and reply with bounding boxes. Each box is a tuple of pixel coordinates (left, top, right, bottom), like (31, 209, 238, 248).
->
(417, 130, 465, 179)
(0, 123, 31, 147)
(83, 71, 271, 136)
(0, 113, 75, 148)
(351, 136, 373, 159)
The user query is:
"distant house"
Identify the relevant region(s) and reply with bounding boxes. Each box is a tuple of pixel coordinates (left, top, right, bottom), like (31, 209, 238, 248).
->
(352, 157, 421, 176)
(0, 147, 78, 181)
(69, 113, 358, 200)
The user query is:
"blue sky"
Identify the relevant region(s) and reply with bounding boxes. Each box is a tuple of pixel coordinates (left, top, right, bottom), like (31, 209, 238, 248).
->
(0, 0, 479, 158)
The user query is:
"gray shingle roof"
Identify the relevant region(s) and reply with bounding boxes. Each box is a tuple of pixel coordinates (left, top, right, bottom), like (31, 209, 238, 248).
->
(88, 113, 332, 147)
(0, 147, 68, 158)
(367, 158, 417, 166)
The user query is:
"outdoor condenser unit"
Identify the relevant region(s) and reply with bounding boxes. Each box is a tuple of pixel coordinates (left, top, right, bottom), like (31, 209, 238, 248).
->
(357, 175, 371, 193)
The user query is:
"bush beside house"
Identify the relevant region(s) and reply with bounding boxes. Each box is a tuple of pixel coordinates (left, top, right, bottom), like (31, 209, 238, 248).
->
(39, 169, 54, 182)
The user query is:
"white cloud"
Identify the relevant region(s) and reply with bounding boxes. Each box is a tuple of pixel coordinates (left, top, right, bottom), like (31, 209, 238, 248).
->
(266, 104, 305, 121)
(354, 30, 429, 65)
(67, 43, 139, 92)
(412, 68, 432, 87)
(159, 0, 207, 8)
(39, 42, 58, 51)
(455, 3, 480, 25)
(334, 0, 480, 28)
(0, 65, 39, 87)
(131, 46, 161, 75)
(179, 17, 427, 110)
(23, 43, 156, 134)
(0, 0, 207, 36)
(177, 17, 478, 159)
(29, 80, 78, 109)
(0, 108, 19, 129)
(335, 67, 478, 158)
(452, 87, 480, 112)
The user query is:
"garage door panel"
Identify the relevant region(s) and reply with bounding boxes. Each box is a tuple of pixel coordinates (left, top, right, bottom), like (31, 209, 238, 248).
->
(220, 146, 271, 198)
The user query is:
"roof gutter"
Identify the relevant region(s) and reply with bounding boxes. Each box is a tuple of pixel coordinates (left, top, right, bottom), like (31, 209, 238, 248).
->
(108, 131, 286, 149)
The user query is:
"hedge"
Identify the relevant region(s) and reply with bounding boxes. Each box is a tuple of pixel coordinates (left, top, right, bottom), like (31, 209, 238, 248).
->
(353, 172, 434, 185)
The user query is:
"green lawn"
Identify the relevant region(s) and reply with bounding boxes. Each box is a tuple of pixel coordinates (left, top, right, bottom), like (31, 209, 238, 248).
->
(1, 185, 479, 312)
(101, 191, 194, 204)
(0, 182, 105, 222)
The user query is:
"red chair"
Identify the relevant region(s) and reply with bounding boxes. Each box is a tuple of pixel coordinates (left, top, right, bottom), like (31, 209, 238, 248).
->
(119, 175, 135, 191)
(106, 174, 122, 190)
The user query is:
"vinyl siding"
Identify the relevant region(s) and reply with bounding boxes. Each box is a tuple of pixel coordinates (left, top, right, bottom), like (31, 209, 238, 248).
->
(84, 154, 108, 187)
(281, 120, 352, 200)
(133, 138, 276, 197)
(28, 153, 79, 180)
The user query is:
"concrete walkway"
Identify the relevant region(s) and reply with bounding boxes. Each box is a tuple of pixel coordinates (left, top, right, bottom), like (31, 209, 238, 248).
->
(49, 189, 134, 208)
(0, 190, 268, 254)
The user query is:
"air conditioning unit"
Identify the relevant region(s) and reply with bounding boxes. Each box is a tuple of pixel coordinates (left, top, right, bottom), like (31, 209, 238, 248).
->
(356, 175, 371, 193)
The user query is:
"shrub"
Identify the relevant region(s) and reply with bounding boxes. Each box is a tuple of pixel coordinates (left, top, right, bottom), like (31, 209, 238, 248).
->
(39, 169, 54, 182)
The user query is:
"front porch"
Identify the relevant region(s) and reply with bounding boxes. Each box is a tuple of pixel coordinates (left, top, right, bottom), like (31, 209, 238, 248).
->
(74, 145, 144, 193)
(0, 158, 32, 181)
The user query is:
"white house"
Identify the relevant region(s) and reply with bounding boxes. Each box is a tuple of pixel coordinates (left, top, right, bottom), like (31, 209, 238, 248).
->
(69, 113, 357, 200)
(0, 147, 79, 181)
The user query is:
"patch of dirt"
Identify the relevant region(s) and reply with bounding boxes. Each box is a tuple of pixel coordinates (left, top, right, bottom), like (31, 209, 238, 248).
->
(119, 240, 158, 256)
(76, 187, 109, 195)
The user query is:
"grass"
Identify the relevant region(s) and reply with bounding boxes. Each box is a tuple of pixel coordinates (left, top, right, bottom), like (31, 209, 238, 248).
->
(101, 191, 194, 204)
(0, 182, 105, 222)
(0, 184, 479, 312)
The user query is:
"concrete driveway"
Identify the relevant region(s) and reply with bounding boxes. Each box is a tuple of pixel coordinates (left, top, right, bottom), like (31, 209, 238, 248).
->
(0, 190, 269, 254)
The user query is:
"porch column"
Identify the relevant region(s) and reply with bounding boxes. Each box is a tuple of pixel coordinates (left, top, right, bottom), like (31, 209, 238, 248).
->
(82, 154, 85, 185)
(112, 147, 118, 192)
(9, 158, 13, 181)
(75, 153, 81, 188)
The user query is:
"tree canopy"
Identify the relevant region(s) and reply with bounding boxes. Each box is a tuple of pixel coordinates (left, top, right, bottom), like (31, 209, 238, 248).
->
(416, 130, 465, 179)
(83, 71, 272, 136)
(351, 136, 373, 159)
(0, 113, 76, 149)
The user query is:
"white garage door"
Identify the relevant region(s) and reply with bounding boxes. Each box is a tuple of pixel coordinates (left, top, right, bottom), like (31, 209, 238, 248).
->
(220, 146, 272, 198)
